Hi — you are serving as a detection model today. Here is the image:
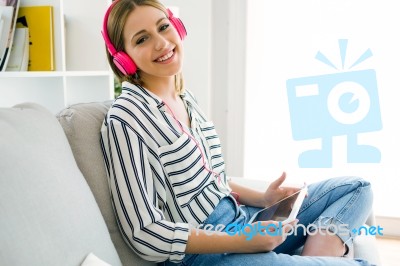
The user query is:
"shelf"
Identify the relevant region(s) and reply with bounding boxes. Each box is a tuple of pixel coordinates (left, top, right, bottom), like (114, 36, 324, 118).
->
(0, 71, 112, 78)
(0, 72, 65, 78)
(0, 0, 113, 114)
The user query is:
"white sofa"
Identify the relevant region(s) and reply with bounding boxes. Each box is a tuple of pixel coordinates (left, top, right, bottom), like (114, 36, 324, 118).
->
(0, 102, 381, 265)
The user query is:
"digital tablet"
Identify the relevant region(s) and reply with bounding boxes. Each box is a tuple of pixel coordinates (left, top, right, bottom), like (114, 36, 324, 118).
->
(249, 186, 308, 224)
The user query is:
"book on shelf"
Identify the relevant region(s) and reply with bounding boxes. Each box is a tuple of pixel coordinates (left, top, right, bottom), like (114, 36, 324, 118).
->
(0, 0, 20, 71)
(6, 27, 28, 71)
(17, 5, 54, 71)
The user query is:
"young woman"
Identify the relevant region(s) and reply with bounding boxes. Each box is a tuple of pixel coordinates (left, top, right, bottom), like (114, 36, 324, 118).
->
(100, 1, 374, 265)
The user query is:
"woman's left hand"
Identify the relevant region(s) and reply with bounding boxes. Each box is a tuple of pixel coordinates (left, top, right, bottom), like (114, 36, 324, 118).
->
(262, 172, 303, 207)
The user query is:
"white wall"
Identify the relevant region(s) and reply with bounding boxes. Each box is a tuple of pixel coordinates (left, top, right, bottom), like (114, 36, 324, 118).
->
(244, 0, 400, 219)
(210, 0, 247, 177)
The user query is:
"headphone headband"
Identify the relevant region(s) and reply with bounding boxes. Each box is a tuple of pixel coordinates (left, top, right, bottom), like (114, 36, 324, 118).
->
(101, 1, 118, 56)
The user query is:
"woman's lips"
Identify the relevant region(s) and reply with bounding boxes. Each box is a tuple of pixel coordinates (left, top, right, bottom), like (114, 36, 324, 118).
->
(155, 50, 175, 62)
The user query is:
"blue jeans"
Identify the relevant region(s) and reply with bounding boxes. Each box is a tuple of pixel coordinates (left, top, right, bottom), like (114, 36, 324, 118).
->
(161, 176, 374, 266)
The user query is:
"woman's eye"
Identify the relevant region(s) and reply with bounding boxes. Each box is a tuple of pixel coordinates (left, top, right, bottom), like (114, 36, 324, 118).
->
(135, 24, 169, 45)
(160, 24, 170, 32)
(136, 36, 147, 45)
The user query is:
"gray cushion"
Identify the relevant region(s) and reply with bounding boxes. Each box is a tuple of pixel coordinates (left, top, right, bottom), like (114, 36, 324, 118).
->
(57, 102, 155, 266)
(0, 103, 122, 266)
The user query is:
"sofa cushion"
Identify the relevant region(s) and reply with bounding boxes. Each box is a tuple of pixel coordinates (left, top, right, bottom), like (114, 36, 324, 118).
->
(0, 103, 122, 266)
(57, 102, 155, 266)
(353, 233, 381, 266)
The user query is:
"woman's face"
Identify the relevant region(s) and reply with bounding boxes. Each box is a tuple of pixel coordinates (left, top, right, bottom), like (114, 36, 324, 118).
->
(123, 5, 183, 79)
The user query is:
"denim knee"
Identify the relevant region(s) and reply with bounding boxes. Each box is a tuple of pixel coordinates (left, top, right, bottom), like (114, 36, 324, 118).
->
(349, 177, 373, 208)
(332, 176, 373, 205)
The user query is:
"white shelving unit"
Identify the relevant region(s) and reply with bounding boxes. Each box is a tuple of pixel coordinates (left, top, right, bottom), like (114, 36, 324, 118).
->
(0, 0, 113, 114)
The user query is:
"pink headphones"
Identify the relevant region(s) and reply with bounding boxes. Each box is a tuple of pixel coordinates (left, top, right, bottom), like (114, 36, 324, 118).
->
(101, 0, 187, 75)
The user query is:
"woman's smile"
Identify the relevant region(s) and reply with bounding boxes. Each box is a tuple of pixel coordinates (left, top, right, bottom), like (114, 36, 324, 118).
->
(155, 49, 175, 62)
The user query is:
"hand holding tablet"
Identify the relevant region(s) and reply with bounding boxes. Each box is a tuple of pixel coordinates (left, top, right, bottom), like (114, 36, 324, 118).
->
(249, 185, 308, 224)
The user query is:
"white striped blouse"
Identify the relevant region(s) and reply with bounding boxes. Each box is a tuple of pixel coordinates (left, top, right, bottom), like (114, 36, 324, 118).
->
(100, 82, 232, 263)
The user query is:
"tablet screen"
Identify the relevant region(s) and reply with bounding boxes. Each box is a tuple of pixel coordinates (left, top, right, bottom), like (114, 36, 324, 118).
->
(251, 190, 302, 222)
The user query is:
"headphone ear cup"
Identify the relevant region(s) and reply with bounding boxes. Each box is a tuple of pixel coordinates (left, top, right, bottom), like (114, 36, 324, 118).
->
(168, 11, 187, 40)
(171, 17, 187, 40)
(112, 51, 137, 75)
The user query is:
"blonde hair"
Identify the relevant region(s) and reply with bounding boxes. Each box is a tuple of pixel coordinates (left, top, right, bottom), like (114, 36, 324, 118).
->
(105, 0, 184, 94)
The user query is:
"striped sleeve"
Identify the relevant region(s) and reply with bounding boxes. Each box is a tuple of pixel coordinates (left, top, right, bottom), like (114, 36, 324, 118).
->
(104, 119, 189, 262)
